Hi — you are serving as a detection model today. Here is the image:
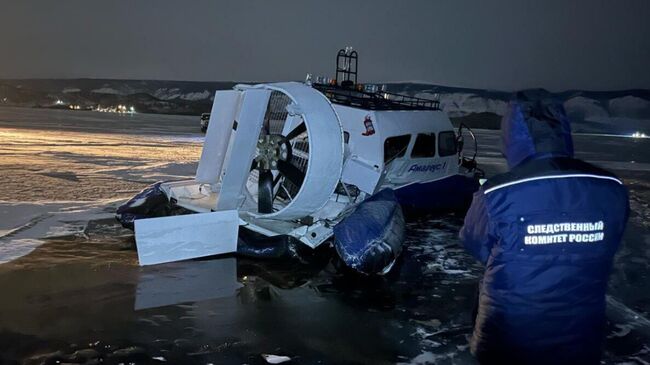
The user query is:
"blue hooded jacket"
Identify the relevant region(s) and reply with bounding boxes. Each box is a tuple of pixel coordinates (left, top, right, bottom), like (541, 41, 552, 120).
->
(460, 96, 629, 364)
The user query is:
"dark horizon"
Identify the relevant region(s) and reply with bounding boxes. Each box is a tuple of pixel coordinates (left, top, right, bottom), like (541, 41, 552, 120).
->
(2, 0, 649, 92)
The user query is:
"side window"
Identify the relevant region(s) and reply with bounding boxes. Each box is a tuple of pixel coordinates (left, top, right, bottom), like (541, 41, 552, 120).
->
(438, 131, 457, 157)
(411, 133, 436, 158)
(384, 135, 411, 163)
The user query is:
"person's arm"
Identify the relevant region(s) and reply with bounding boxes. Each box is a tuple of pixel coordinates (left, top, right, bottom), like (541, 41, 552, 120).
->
(459, 191, 495, 265)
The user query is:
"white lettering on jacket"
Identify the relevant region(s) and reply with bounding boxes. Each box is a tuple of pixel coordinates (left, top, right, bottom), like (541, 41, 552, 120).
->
(524, 221, 605, 245)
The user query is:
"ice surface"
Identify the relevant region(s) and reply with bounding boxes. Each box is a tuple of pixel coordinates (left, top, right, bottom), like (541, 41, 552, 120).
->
(0, 238, 44, 265)
(579, 116, 650, 134)
(0, 107, 647, 363)
(0, 200, 117, 263)
(0, 107, 203, 264)
(135, 258, 242, 310)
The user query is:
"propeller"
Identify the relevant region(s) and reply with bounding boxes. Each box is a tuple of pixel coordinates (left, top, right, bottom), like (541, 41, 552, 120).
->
(252, 118, 308, 214)
(257, 168, 274, 213)
(278, 121, 307, 189)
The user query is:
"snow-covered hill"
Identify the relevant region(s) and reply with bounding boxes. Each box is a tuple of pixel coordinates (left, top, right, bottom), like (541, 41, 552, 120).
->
(0, 79, 235, 115)
(609, 96, 650, 119)
(0, 78, 648, 134)
(564, 96, 609, 121)
(415, 92, 508, 118)
(152, 88, 212, 101)
(398, 83, 650, 134)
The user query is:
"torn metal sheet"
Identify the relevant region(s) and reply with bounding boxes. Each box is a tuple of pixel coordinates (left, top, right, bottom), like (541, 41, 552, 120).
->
(134, 210, 239, 266)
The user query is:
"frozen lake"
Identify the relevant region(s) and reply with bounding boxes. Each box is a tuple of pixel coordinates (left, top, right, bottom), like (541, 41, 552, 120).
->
(0, 106, 648, 364)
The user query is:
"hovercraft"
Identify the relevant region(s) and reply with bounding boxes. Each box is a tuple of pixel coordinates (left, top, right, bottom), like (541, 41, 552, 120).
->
(117, 48, 482, 275)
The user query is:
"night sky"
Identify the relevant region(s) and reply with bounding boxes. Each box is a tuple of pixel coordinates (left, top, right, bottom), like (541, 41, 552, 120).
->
(1, 0, 649, 91)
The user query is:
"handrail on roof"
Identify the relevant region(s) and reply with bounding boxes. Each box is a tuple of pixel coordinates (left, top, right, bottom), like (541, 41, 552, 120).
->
(312, 83, 440, 111)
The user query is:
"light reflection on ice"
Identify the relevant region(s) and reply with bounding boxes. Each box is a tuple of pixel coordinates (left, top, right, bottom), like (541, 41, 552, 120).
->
(0, 200, 118, 264)
(0, 238, 44, 264)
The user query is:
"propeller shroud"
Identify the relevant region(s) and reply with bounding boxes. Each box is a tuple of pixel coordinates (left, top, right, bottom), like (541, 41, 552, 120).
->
(242, 83, 344, 220)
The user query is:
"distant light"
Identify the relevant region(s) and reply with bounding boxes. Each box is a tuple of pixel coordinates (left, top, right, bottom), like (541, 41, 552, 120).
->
(92, 104, 135, 114)
(631, 131, 648, 138)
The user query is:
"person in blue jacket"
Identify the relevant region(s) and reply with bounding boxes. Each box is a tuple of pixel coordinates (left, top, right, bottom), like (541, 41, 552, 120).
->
(460, 95, 629, 364)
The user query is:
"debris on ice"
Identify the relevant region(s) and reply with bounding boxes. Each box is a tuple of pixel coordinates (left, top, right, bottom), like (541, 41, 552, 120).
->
(262, 354, 292, 364)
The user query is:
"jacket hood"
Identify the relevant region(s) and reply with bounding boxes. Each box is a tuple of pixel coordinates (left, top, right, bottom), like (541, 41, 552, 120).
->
(501, 95, 574, 169)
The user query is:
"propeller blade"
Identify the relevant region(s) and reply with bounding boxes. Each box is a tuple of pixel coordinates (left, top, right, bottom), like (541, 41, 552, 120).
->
(258, 168, 274, 213)
(285, 122, 306, 140)
(277, 160, 305, 187)
(262, 115, 271, 135)
(273, 173, 282, 187)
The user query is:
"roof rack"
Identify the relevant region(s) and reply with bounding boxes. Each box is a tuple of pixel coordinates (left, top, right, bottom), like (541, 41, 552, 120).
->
(312, 48, 440, 111)
(313, 83, 439, 111)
